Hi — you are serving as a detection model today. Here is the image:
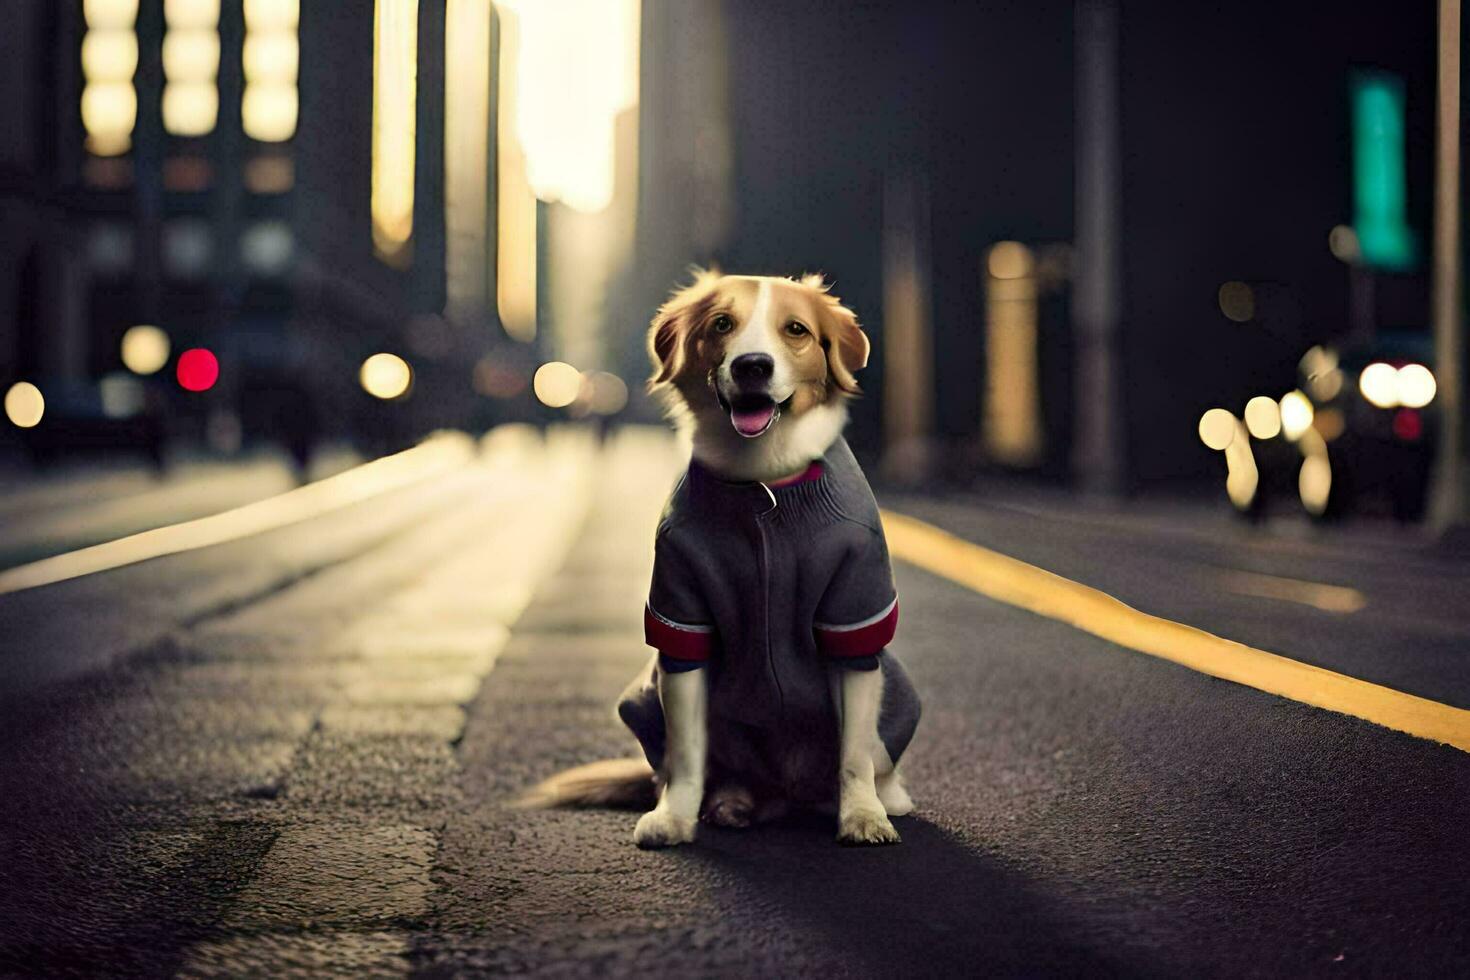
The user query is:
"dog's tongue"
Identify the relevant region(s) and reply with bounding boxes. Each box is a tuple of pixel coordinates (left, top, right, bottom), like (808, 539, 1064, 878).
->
(730, 402, 776, 437)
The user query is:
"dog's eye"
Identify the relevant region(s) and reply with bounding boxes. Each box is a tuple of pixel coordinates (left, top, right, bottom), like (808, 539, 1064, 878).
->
(711, 314, 734, 334)
(784, 321, 809, 337)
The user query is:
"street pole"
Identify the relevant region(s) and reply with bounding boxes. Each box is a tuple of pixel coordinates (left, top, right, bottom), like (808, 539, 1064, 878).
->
(1072, 0, 1125, 496)
(1430, 0, 1465, 533)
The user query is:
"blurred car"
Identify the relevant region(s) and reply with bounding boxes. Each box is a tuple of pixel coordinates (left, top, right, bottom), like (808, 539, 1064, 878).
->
(11, 376, 167, 472)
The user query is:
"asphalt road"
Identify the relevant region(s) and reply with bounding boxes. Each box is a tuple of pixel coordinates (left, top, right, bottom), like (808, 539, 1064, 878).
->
(1, 427, 1467, 978)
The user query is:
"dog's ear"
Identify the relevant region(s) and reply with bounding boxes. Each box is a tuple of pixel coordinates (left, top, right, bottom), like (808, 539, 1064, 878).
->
(818, 291, 869, 395)
(648, 270, 721, 388)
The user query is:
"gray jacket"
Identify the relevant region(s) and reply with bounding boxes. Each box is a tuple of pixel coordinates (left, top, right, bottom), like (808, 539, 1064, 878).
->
(619, 437, 921, 771)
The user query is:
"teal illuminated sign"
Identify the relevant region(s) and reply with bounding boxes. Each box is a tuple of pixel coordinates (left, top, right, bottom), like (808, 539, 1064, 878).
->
(1352, 72, 1416, 271)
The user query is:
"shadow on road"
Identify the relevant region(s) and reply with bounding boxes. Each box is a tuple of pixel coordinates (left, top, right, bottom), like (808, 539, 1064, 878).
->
(686, 809, 1146, 978)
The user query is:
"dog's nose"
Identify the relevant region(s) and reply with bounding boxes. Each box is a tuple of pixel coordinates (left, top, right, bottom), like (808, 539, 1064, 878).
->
(730, 354, 774, 387)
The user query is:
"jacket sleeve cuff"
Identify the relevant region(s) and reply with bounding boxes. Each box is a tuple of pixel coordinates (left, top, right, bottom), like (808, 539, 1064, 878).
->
(644, 604, 715, 662)
(814, 598, 898, 658)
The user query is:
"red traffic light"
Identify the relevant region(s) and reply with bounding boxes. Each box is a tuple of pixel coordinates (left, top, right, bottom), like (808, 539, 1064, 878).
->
(177, 348, 219, 392)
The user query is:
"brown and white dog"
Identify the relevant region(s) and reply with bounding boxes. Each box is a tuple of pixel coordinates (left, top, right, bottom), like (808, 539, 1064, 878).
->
(648, 270, 869, 484)
(522, 271, 911, 847)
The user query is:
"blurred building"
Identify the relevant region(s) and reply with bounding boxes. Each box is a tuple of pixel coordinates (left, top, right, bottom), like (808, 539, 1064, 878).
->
(2, 0, 1455, 499)
(0, 0, 512, 459)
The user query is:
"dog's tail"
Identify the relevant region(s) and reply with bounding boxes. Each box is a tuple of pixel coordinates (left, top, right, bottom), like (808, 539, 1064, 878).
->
(513, 757, 657, 810)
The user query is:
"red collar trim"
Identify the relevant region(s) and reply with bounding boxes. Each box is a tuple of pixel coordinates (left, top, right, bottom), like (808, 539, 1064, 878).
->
(767, 461, 824, 488)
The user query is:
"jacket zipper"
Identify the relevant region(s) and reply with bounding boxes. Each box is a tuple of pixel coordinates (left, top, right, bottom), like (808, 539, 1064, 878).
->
(755, 484, 781, 717)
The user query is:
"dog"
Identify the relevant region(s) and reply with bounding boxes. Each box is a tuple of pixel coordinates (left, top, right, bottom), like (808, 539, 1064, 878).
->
(520, 271, 921, 848)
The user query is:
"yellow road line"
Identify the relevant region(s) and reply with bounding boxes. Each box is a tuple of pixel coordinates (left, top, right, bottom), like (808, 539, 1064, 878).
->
(881, 509, 1470, 754)
(0, 433, 476, 596)
(1211, 568, 1367, 614)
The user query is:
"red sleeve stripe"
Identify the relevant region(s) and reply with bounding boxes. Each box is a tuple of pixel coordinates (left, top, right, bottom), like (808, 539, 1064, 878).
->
(644, 604, 715, 661)
(815, 598, 898, 657)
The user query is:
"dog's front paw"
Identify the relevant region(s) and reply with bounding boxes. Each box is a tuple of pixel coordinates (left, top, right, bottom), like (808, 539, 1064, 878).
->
(634, 808, 697, 849)
(837, 807, 901, 846)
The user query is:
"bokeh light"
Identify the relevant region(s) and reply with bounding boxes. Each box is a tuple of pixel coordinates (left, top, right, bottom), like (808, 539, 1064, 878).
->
(1299, 345, 1344, 401)
(4, 382, 45, 428)
(1396, 364, 1436, 409)
(1279, 390, 1314, 441)
(588, 372, 629, 415)
(987, 241, 1034, 280)
(1328, 224, 1360, 263)
(1314, 407, 1346, 442)
(1244, 395, 1281, 440)
(498, 0, 640, 213)
(176, 348, 219, 391)
(533, 361, 582, 408)
(1358, 361, 1399, 408)
(1299, 454, 1332, 515)
(1197, 408, 1236, 451)
(1393, 408, 1423, 441)
(1217, 281, 1255, 322)
(1224, 418, 1259, 511)
(99, 372, 145, 418)
(360, 352, 413, 400)
(85, 0, 141, 30)
(121, 324, 171, 374)
(473, 358, 528, 399)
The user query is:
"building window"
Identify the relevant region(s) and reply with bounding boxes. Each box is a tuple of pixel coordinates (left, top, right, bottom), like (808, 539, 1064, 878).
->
(162, 0, 221, 137)
(81, 0, 140, 157)
(372, 0, 419, 266)
(444, 0, 492, 314)
(242, 0, 300, 142)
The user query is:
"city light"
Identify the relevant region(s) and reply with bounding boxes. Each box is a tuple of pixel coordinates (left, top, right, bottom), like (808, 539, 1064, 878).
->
(372, 0, 418, 264)
(1351, 73, 1415, 270)
(85, 0, 140, 29)
(240, 220, 294, 276)
(1393, 409, 1423, 441)
(242, 0, 298, 142)
(1279, 390, 1314, 441)
(1299, 452, 1332, 515)
(242, 85, 298, 142)
(4, 382, 45, 429)
(495, 4, 537, 341)
(473, 358, 528, 399)
(1217, 281, 1255, 322)
(588, 372, 629, 415)
(1396, 364, 1436, 408)
(533, 361, 582, 408)
(360, 353, 413, 400)
(497, 0, 641, 213)
(1358, 361, 1401, 408)
(162, 81, 219, 137)
(162, 3, 221, 137)
(1224, 418, 1259, 511)
(99, 373, 145, 418)
(985, 241, 1042, 465)
(1198, 408, 1236, 451)
(445, 0, 492, 316)
(243, 0, 299, 30)
(987, 241, 1035, 280)
(177, 348, 220, 391)
(164, 0, 219, 27)
(1299, 345, 1344, 402)
(81, 32, 138, 84)
(121, 325, 171, 375)
(81, 1, 139, 157)
(1244, 395, 1281, 440)
(1328, 224, 1360, 263)
(1314, 407, 1347, 442)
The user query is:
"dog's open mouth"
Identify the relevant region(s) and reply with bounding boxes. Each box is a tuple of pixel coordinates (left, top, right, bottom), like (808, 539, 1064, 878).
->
(721, 392, 783, 438)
